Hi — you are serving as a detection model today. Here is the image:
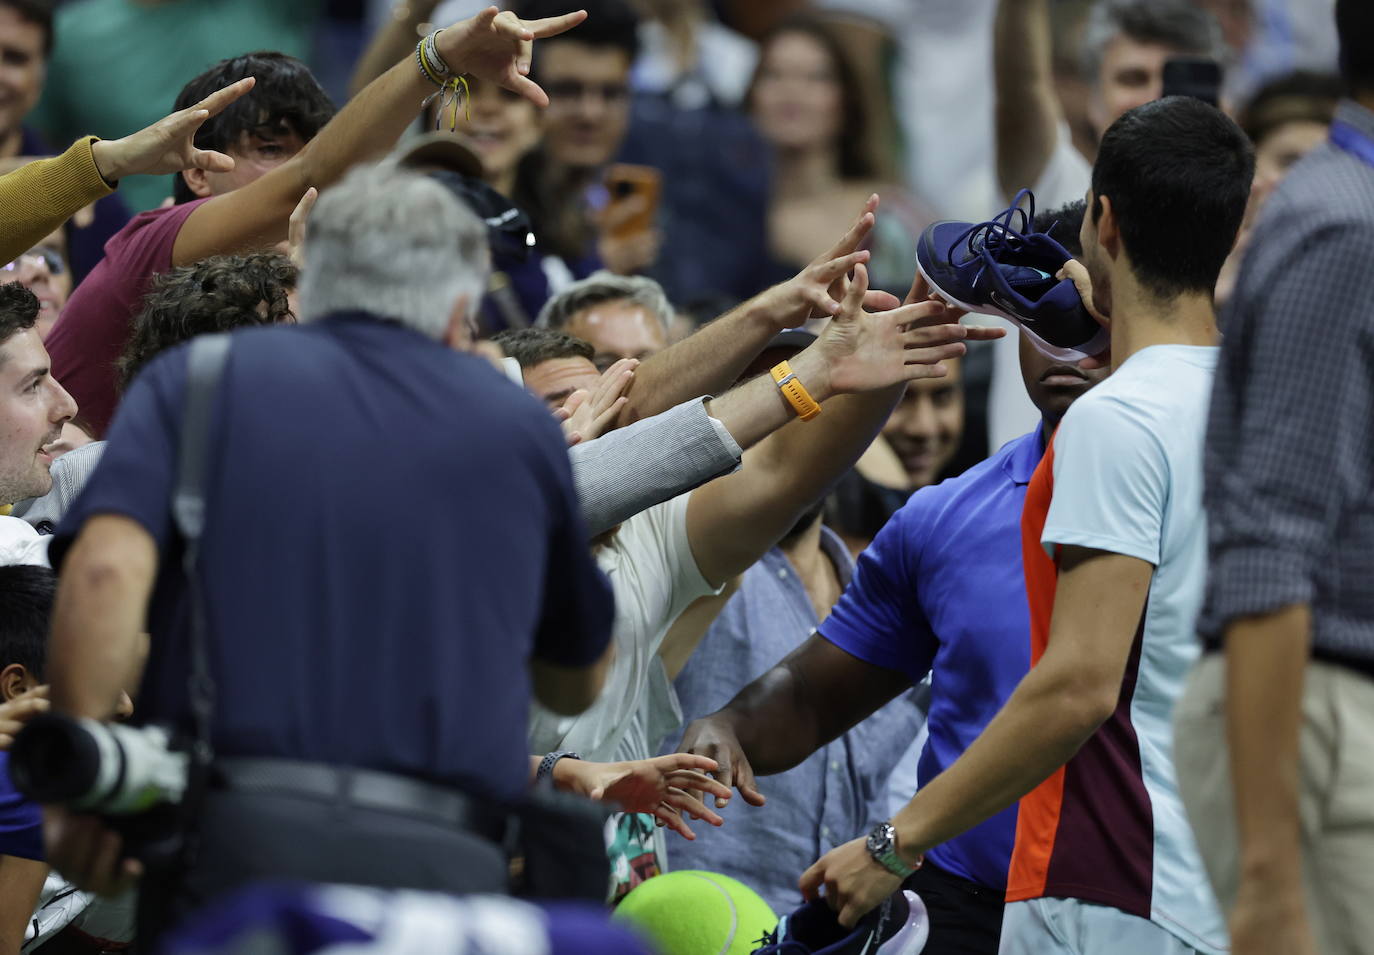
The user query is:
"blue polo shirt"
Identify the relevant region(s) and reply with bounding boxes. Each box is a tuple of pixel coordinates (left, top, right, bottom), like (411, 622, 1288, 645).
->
(52, 313, 614, 802)
(818, 429, 1043, 890)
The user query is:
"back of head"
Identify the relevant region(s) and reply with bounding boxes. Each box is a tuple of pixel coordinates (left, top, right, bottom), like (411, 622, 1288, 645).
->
(536, 272, 672, 335)
(119, 252, 298, 391)
(1092, 96, 1254, 299)
(297, 163, 490, 340)
(1337, 0, 1374, 96)
(516, 0, 639, 68)
(0, 282, 39, 352)
(0, 0, 53, 55)
(1081, 0, 1227, 84)
(0, 564, 55, 681)
(1033, 200, 1087, 259)
(492, 326, 593, 369)
(170, 52, 336, 204)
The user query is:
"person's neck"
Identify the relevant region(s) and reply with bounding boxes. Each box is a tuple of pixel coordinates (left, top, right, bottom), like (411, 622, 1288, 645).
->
(0, 125, 22, 160)
(1107, 276, 1218, 372)
(780, 518, 842, 615)
(774, 144, 841, 200)
(492, 167, 518, 200)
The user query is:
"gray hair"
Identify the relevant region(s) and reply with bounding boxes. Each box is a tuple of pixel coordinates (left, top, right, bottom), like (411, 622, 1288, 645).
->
(297, 163, 489, 339)
(535, 272, 673, 335)
(1081, 0, 1229, 86)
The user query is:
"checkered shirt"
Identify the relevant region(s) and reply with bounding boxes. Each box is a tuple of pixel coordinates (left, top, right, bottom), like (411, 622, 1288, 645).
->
(1200, 100, 1374, 669)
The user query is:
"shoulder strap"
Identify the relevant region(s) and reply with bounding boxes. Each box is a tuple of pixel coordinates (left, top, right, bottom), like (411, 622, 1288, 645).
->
(172, 333, 232, 546)
(172, 334, 231, 874)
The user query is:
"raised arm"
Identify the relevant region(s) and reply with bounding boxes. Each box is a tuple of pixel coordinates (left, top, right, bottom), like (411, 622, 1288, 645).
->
(173, 6, 588, 266)
(683, 266, 997, 588)
(613, 198, 879, 427)
(994, 0, 1063, 199)
(0, 79, 254, 264)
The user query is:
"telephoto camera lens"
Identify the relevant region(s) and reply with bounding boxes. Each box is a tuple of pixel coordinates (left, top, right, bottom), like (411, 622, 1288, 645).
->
(9, 712, 189, 814)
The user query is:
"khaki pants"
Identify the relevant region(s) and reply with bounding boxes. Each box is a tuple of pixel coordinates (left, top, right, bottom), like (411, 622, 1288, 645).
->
(1174, 654, 1374, 954)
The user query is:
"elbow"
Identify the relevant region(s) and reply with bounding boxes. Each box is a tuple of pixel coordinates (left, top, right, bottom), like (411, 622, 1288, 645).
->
(1057, 683, 1119, 739)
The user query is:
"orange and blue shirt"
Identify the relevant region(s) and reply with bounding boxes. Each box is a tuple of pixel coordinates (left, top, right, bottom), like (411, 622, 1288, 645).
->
(1013, 345, 1226, 953)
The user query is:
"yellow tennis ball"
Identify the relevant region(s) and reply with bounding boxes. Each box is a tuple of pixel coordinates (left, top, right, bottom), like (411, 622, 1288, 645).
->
(613, 870, 779, 955)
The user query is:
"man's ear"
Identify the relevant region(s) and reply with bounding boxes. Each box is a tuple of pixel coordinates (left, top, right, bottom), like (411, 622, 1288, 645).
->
(0, 663, 36, 702)
(1096, 194, 1121, 258)
(181, 167, 214, 199)
(444, 294, 474, 352)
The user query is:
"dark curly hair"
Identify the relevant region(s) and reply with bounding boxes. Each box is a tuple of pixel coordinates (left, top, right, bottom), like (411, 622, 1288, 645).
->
(0, 282, 39, 350)
(118, 252, 297, 391)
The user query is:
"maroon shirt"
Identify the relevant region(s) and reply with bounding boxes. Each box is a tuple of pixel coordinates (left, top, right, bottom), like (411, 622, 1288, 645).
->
(47, 199, 208, 436)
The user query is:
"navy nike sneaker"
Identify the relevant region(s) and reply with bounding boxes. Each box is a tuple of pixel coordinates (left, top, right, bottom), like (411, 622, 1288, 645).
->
(751, 890, 929, 954)
(916, 189, 1109, 362)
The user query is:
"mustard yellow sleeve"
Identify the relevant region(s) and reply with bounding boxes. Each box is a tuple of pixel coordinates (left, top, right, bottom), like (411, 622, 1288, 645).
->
(0, 136, 116, 264)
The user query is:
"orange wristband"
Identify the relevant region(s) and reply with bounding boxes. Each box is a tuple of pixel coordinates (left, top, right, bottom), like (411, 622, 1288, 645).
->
(771, 360, 821, 421)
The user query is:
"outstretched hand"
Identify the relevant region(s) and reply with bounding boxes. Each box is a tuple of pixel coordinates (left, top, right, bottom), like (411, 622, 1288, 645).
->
(90, 77, 256, 182)
(804, 264, 1004, 397)
(750, 196, 879, 331)
(677, 714, 766, 809)
(435, 6, 588, 108)
(558, 358, 636, 446)
(554, 753, 732, 840)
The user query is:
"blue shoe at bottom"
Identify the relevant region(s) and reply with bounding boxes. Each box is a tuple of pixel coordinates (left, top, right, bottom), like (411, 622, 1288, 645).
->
(752, 889, 929, 954)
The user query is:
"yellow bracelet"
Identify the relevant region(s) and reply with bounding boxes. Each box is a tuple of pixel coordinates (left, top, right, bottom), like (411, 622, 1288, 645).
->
(771, 360, 822, 421)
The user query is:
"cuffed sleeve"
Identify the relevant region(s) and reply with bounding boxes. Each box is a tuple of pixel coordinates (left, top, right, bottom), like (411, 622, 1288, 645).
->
(0, 137, 115, 264)
(569, 397, 743, 536)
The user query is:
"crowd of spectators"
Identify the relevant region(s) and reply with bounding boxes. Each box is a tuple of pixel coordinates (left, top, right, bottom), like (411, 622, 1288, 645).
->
(0, 0, 1370, 953)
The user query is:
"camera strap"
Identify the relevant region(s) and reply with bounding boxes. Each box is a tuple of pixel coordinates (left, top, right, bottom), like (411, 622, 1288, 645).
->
(169, 333, 233, 874)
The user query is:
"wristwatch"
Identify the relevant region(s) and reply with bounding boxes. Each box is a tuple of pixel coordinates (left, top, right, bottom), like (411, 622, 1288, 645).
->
(866, 821, 922, 878)
(536, 750, 581, 786)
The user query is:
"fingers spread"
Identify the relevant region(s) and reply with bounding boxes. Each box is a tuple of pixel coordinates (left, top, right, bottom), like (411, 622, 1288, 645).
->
(189, 148, 236, 174)
(195, 76, 256, 117)
(530, 9, 588, 38)
(663, 788, 724, 828)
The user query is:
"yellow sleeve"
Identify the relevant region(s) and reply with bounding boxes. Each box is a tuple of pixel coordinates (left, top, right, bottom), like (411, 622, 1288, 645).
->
(0, 136, 116, 264)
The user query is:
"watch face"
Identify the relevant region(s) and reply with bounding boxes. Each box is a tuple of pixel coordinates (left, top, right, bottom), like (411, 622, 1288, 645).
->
(867, 824, 891, 855)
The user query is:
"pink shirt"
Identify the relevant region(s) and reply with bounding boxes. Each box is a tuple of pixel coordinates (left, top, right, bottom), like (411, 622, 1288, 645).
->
(47, 198, 207, 436)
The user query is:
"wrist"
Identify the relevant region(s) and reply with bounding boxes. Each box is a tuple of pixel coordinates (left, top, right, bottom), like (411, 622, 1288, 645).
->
(550, 755, 586, 792)
(788, 347, 835, 404)
(88, 138, 122, 184)
(890, 805, 930, 864)
(749, 285, 796, 333)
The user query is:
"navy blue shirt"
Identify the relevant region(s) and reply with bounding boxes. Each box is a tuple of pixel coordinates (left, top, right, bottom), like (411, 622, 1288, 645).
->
(819, 430, 1042, 890)
(53, 314, 614, 801)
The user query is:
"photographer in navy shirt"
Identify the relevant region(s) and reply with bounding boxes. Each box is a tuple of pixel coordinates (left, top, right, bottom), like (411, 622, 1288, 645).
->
(40, 165, 615, 932)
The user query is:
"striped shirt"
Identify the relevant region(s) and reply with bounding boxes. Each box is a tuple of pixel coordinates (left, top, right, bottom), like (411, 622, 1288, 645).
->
(1200, 100, 1374, 673)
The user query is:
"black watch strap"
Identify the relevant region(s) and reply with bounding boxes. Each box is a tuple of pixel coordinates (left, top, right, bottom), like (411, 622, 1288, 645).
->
(536, 750, 581, 786)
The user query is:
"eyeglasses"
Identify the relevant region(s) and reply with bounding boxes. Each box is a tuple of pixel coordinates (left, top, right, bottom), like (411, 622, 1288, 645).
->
(544, 80, 631, 106)
(2, 247, 66, 277)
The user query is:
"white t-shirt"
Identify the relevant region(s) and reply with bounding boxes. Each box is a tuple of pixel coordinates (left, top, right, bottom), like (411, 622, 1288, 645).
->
(526, 491, 716, 764)
(1042, 344, 1227, 954)
(1030, 123, 1093, 213)
(0, 515, 50, 567)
